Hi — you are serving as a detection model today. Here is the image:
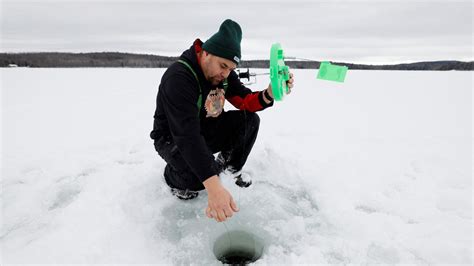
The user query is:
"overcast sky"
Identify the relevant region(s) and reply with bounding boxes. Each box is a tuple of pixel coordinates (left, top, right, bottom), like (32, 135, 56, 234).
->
(1, 0, 472, 64)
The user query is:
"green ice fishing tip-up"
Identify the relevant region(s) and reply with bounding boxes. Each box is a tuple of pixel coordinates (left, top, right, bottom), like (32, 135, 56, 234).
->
(269, 43, 290, 101)
(268, 43, 348, 101)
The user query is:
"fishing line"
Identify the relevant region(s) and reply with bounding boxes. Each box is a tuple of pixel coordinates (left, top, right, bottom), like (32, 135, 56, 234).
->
(219, 108, 249, 251)
(222, 221, 233, 250)
(284, 56, 318, 62)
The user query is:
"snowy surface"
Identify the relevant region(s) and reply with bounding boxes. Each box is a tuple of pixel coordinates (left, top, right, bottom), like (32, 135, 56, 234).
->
(1, 68, 472, 264)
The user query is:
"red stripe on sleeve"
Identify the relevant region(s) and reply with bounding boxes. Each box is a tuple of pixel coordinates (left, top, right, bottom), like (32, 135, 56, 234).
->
(228, 93, 263, 112)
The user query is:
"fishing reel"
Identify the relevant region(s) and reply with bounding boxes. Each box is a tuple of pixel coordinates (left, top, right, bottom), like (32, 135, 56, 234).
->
(237, 68, 258, 86)
(236, 43, 291, 101)
(269, 43, 291, 101)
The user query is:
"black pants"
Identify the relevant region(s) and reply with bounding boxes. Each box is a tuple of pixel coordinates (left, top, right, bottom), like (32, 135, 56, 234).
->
(154, 110, 260, 191)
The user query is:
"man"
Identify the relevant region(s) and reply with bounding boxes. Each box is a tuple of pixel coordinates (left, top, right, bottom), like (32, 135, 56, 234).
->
(150, 19, 294, 222)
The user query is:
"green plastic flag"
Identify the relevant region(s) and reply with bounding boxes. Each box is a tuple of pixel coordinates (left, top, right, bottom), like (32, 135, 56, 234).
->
(317, 61, 348, 83)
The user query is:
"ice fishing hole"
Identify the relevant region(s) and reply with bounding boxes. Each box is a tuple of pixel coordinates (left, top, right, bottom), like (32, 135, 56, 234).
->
(213, 229, 264, 265)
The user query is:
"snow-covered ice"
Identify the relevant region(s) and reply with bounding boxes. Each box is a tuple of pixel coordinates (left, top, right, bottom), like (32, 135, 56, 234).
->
(1, 68, 472, 264)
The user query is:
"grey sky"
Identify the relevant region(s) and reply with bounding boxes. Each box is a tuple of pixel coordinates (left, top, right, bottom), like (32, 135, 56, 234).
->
(1, 0, 472, 64)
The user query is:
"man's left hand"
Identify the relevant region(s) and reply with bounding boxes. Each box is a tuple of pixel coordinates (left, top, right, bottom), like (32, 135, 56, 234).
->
(265, 72, 294, 100)
(287, 72, 295, 93)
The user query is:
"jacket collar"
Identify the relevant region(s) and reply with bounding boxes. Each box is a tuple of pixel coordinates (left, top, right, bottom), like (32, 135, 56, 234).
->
(179, 38, 213, 88)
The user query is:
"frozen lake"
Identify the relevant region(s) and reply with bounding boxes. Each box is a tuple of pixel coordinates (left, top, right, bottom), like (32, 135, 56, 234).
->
(1, 68, 472, 264)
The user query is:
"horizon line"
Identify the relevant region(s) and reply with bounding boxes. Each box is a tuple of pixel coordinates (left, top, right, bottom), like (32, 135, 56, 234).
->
(1, 50, 472, 66)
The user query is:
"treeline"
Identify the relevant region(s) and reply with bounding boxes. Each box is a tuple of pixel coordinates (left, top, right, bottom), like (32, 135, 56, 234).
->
(239, 60, 473, 71)
(0, 52, 176, 68)
(1, 52, 472, 70)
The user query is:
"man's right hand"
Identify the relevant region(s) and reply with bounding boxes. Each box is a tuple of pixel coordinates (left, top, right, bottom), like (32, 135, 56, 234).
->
(203, 175, 239, 222)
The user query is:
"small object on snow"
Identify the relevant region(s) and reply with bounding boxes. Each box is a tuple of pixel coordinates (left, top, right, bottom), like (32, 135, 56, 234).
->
(170, 188, 199, 200)
(317, 61, 348, 82)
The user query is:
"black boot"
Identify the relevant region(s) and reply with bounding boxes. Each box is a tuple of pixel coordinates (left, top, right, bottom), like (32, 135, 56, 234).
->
(164, 165, 200, 200)
(234, 173, 252, 188)
(170, 188, 199, 200)
(226, 167, 252, 188)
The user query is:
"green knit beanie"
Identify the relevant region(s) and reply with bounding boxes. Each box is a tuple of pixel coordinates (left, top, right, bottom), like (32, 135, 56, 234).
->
(202, 19, 242, 65)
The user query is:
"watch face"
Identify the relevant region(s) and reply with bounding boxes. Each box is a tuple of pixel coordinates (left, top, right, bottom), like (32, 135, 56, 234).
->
(205, 88, 225, 118)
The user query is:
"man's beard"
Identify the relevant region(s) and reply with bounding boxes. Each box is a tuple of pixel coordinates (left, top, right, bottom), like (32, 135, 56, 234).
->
(209, 76, 223, 86)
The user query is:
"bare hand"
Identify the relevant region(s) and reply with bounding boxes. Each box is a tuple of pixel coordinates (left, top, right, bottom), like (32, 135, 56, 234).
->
(265, 71, 294, 98)
(287, 72, 295, 93)
(203, 176, 239, 222)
